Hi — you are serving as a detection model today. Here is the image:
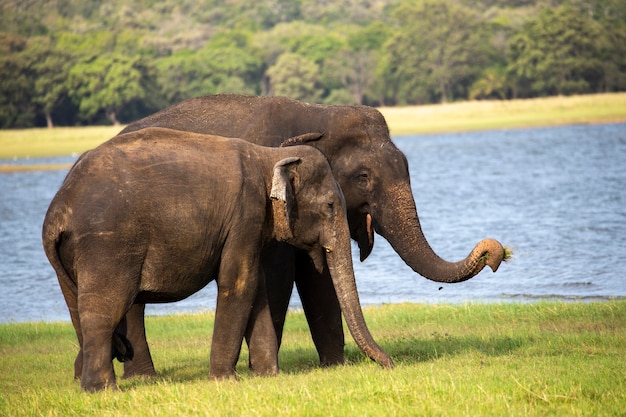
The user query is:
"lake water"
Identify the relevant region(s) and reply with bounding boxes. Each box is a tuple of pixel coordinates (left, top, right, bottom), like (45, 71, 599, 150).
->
(1, 123, 625, 323)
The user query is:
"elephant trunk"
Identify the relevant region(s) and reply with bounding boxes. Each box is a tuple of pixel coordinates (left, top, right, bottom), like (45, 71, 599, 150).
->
(375, 183, 505, 283)
(324, 228, 394, 369)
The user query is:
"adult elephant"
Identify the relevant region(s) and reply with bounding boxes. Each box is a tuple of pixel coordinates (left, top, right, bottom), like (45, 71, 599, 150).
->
(117, 94, 506, 378)
(43, 128, 393, 391)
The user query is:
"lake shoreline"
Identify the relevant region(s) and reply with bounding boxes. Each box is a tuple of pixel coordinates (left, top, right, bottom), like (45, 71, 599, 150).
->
(1, 92, 625, 163)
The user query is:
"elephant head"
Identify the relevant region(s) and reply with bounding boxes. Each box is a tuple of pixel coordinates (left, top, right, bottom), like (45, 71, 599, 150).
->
(283, 107, 506, 283)
(268, 150, 394, 368)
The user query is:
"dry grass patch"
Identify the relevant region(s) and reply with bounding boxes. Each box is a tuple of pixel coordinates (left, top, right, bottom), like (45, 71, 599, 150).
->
(379, 93, 626, 135)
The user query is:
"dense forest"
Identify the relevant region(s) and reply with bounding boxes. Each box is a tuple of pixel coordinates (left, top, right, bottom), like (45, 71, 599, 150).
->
(1, 0, 625, 128)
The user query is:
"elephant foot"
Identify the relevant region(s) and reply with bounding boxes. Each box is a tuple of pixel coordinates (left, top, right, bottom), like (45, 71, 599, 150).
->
(251, 363, 279, 377)
(248, 345, 279, 377)
(318, 343, 345, 367)
(320, 354, 345, 367)
(81, 373, 118, 393)
(82, 381, 119, 393)
(209, 370, 239, 381)
(122, 363, 157, 379)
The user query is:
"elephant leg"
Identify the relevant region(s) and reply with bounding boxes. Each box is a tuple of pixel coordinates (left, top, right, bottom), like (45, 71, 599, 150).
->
(210, 251, 261, 379)
(77, 292, 124, 391)
(120, 304, 157, 379)
(294, 251, 345, 367)
(258, 242, 295, 348)
(245, 273, 279, 377)
(57, 276, 83, 380)
(76, 262, 137, 391)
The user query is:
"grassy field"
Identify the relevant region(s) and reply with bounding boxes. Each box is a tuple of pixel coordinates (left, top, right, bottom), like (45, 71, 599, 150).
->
(0, 125, 122, 161)
(1, 93, 625, 165)
(378, 92, 626, 135)
(1, 301, 625, 416)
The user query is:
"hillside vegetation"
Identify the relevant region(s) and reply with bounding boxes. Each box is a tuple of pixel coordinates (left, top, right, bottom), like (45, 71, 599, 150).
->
(1, 0, 625, 128)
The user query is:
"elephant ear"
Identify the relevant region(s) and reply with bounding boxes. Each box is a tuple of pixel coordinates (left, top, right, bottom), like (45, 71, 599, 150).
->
(280, 132, 325, 148)
(270, 157, 301, 241)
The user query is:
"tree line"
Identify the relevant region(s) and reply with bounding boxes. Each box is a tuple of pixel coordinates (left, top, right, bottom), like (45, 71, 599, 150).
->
(1, 0, 625, 128)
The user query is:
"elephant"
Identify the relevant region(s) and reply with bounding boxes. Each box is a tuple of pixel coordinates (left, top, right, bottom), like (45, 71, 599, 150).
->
(42, 127, 393, 392)
(115, 94, 506, 377)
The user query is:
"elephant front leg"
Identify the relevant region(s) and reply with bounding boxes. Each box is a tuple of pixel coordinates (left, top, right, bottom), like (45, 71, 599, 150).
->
(295, 252, 345, 367)
(210, 258, 262, 379)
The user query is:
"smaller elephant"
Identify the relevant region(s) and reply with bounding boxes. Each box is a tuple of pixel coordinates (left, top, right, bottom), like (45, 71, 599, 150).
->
(42, 127, 393, 392)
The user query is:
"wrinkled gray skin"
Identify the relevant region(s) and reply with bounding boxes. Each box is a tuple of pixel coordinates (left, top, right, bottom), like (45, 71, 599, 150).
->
(42, 127, 393, 392)
(117, 94, 505, 377)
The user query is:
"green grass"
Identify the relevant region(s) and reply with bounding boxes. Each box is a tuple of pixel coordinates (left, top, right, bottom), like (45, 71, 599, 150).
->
(1, 93, 625, 166)
(1, 301, 625, 416)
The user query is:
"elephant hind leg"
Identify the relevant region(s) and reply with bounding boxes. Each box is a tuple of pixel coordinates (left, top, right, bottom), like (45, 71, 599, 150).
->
(294, 252, 345, 367)
(245, 273, 279, 377)
(119, 304, 157, 379)
(76, 279, 136, 391)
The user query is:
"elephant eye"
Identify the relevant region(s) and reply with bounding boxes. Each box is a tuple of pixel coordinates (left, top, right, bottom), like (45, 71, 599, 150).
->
(356, 171, 371, 189)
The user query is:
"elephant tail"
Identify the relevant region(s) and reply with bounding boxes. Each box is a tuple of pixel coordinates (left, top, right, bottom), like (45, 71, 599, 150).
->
(42, 226, 77, 295)
(42, 200, 79, 297)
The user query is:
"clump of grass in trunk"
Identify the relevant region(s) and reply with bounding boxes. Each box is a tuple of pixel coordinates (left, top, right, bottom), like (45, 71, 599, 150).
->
(503, 245, 514, 261)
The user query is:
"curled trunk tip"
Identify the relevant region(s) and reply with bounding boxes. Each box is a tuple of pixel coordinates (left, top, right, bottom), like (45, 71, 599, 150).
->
(476, 238, 506, 273)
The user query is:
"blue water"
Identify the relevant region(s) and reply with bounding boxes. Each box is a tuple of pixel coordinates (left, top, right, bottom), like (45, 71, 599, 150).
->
(1, 123, 625, 323)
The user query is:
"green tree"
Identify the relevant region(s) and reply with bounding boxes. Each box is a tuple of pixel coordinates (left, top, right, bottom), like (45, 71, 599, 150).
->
(156, 30, 262, 103)
(342, 21, 391, 105)
(0, 33, 34, 128)
(382, 0, 491, 104)
(253, 0, 303, 28)
(578, 0, 626, 92)
(254, 22, 343, 99)
(67, 54, 148, 125)
(469, 65, 508, 100)
(288, 32, 345, 101)
(22, 36, 73, 128)
(266, 52, 320, 101)
(506, 6, 605, 97)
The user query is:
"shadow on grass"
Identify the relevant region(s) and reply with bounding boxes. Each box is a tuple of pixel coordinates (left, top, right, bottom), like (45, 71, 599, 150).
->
(373, 333, 527, 365)
(126, 333, 526, 388)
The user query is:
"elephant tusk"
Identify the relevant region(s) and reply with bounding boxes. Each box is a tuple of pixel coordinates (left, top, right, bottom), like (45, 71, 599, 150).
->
(366, 213, 373, 247)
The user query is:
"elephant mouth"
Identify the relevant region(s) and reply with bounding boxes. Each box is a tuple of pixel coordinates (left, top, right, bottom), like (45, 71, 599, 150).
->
(349, 209, 374, 261)
(308, 246, 327, 273)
